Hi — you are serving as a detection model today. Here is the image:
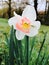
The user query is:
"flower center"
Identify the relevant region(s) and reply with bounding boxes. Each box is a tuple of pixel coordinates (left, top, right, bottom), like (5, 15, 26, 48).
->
(22, 22, 30, 30)
(16, 17, 31, 33)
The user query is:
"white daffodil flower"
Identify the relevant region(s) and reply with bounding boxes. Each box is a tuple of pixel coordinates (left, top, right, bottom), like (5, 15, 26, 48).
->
(8, 5, 41, 40)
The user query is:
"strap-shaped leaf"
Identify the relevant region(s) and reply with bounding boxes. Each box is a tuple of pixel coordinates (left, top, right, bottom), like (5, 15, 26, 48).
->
(24, 36, 29, 65)
(9, 26, 14, 65)
(35, 32, 47, 65)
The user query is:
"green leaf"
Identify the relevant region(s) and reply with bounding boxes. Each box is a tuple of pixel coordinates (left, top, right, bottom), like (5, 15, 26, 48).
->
(30, 37, 36, 60)
(35, 32, 47, 65)
(9, 26, 14, 65)
(13, 30, 23, 65)
(24, 36, 29, 65)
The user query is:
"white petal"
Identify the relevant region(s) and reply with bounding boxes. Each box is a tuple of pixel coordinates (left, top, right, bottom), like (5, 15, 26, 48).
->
(14, 11, 17, 16)
(8, 15, 22, 29)
(22, 5, 36, 21)
(31, 21, 41, 29)
(8, 16, 17, 26)
(26, 27, 38, 37)
(16, 30, 25, 40)
(14, 11, 21, 19)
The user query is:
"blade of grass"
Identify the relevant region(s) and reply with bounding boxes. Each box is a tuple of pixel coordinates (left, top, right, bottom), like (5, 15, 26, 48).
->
(3, 33, 9, 44)
(43, 55, 49, 65)
(4, 51, 9, 65)
(35, 32, 47, 65)
(38, 46, 48, 65)
(0, 53, 3, 65)
(38, 52, 45, 65)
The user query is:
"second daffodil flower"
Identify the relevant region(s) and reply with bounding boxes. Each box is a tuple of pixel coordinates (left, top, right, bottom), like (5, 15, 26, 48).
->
(8, 5, 41, 40)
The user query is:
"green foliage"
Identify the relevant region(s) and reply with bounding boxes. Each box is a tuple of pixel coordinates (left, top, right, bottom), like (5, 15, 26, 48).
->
(3, 26, 49, 65)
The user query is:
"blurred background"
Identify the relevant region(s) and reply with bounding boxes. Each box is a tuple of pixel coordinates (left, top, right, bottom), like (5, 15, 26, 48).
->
(0, 0, 49, 24)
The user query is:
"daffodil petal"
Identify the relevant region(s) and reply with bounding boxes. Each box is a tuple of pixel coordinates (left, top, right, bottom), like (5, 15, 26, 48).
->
(8, 14, 22, 29)
(14, 11, 21, 19)
(16, 30, 25, 40)
(8, 17, 15, 26)
(26, 27, 38, 37)
(22, 5, 36, 21)
(31, 21, 41, 29)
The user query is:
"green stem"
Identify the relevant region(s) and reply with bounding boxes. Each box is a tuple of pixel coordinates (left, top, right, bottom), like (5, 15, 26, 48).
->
(26, 36, 29, 65)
